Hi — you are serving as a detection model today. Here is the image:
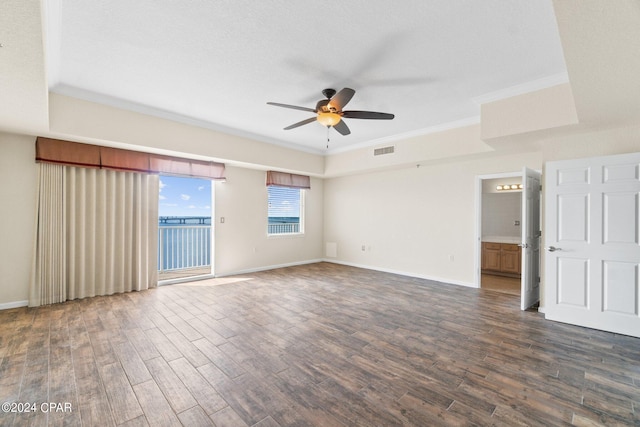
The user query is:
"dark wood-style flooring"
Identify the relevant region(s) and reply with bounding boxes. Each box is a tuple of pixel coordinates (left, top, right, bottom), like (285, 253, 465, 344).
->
(1, 262, 638, 426)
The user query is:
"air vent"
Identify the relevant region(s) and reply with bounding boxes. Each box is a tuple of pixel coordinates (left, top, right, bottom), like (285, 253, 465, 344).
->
(374, 146, 395, 156)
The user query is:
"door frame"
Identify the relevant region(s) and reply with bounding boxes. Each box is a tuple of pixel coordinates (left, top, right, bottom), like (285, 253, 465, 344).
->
(475, 170, 543, 310)
(474, 171, 524, 289)
(157, 175, 216, 286)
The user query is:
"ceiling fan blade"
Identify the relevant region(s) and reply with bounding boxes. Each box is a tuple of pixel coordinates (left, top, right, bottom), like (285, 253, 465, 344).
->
(283, 117, 317, 130)
(342, 110, 395, 120)
(267, 102, 316, 113)
(333, 120, 351, 136)
(329, 88, 355, 111)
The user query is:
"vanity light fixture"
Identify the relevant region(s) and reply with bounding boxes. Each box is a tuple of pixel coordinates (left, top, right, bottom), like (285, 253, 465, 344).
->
(496, 183, 524, 191)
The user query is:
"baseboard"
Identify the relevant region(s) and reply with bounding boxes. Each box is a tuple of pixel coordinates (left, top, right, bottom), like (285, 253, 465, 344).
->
(0, 300, 29, 311)
(216, 259, 325, 277)
(322, 259, 477, 289)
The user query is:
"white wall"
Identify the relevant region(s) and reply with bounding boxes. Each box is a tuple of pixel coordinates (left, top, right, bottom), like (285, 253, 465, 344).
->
(482, 193, 521, 238)
(541, 123, 640, 162)
(0, 133, 38, 307)
(213, 166, 324, 276)
(481, 83, 578, 140)
(323, 151, 543, 287)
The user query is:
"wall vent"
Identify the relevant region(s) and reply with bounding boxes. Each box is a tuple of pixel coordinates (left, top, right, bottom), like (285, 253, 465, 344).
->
(374, 146, 395, 156)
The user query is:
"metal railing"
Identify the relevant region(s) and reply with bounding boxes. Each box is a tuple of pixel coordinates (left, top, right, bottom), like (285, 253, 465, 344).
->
(158, 225, 211, 272)
(268, 223, 300, 234)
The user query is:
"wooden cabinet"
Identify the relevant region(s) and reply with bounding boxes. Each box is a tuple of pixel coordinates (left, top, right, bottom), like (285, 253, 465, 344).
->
(482, 242, 521, 276)
(481, 243, 501, 271)
(500, 244, 521, 274)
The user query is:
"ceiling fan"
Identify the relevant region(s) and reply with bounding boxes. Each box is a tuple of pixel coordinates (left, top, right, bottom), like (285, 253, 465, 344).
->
(267, 88, 394, 136)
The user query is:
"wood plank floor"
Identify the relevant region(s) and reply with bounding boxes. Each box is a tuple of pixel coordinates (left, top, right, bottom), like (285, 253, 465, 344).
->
(1, 262, 639, 426)
(481, 274, 521, 296)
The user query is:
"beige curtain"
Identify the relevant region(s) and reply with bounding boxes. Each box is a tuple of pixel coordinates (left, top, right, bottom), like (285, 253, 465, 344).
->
(30, 165, 159, 306)
(29, 163, 66, 306)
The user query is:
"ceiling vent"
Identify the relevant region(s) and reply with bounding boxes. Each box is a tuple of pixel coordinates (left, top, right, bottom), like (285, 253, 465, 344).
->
(373, 146, 395, 156)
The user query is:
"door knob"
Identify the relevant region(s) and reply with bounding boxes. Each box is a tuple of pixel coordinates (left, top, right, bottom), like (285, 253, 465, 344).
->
(545, 246, 561, 252)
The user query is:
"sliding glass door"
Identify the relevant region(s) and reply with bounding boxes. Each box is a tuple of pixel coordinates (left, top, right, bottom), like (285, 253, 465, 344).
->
(158, 175, 213, 282)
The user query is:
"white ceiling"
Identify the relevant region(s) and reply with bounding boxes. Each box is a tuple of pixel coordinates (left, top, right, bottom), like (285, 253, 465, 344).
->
(45, 0, 567, 154)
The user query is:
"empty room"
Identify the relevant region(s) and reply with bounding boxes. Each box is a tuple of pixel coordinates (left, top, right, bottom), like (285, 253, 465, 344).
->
(1, 1, 639, 426)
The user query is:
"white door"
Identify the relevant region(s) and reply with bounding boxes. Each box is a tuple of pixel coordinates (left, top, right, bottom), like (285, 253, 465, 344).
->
(521, 167, 541, 310)
(544, 152, 640, 338)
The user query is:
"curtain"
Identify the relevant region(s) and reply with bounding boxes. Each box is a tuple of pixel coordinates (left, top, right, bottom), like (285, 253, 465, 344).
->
(29, 165, 159, 306)
(29, 163, 66, 306)
(65, 167, 159, 300)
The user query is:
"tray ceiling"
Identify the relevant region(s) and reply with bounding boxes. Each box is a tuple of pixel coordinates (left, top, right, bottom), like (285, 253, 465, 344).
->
(45, 0, 567, 154)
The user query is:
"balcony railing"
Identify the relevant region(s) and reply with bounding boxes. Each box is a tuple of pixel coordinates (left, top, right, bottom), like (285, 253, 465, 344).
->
(268, 222, 300, 234)
(158, 225, 211, 272)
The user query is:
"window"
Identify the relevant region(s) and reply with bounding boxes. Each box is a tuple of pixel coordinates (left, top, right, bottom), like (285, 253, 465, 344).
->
(268, 186, 304, 235)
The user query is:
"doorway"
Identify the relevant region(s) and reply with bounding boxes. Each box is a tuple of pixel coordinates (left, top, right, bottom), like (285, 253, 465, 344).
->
(158, 175, 214, 284)
(475, 169, 542, 310)
(476, 173, 523, 296)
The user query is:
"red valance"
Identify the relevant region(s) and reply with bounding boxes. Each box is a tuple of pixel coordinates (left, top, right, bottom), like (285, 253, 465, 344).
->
(266, 170, 311, 189)
(36, 137, 226, 180)
(35, 137, 100, 168)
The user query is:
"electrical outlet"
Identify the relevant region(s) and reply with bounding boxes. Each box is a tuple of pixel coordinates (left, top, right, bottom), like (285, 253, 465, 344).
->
(361, 245, 366, 251)
(514, 220, 520, 226)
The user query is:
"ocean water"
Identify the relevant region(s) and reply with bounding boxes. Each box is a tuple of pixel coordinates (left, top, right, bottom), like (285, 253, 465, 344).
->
(268, 216, 299, 224)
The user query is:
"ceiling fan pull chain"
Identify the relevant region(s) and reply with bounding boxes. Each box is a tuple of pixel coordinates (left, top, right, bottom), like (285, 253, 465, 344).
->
(326, 126, 330, 149)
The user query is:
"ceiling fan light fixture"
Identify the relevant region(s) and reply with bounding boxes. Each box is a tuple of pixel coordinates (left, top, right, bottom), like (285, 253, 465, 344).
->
(268, 88, 393, 136)
(317, 112, 341, 127)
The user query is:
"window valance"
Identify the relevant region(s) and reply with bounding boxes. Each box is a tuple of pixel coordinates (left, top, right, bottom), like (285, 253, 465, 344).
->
(149, 154, 225, 180)
(35, 137, 101, 168)
(266, 170, 311, 189)
(36, 137, 226, 180)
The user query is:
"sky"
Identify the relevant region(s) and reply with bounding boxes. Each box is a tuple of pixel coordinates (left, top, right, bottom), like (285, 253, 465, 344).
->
(159, 175, 211, 217)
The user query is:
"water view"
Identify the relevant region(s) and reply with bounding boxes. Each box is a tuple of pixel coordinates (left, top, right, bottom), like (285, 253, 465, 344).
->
(158, 175, 212, 276)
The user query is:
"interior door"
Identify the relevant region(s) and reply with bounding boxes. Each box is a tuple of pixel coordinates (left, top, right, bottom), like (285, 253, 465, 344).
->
(544, 152, 640, 338)
(521, 167, 541, 310)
